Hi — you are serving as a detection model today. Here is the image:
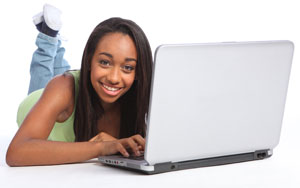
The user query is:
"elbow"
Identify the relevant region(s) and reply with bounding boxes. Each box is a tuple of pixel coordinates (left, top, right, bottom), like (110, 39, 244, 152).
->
(6, 149, 16, 167)
(6, 147, 18, 167)
(6, 144, 24, 167)
(6, 136, 35, 167)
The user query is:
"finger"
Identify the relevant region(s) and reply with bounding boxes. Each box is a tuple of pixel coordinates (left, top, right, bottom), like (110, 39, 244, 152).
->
(116, 143, 129, 157)
(137, 146, 145, 154)
(131, 135, 146, 150)
(123, 138, 140, 156)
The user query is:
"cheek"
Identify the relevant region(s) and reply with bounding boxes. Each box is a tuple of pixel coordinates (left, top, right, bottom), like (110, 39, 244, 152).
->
(90, 66, 103, 87)
(123, 73, 136, 88)
(90, 67, 97, 84)
(91, 64, 105, 79)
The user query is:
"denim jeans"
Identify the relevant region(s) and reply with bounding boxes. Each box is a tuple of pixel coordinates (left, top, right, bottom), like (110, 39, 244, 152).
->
(28, 33, 70, 94)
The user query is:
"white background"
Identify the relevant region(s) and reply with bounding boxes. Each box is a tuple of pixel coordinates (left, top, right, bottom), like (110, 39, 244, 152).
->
(0, 0, 299, 187)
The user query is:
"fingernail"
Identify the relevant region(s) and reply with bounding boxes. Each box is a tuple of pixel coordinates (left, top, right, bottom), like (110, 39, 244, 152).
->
(137, 150, 141, 156)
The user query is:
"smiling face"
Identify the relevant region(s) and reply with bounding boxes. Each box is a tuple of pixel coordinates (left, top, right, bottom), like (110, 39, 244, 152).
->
(90, 32, 137, 108)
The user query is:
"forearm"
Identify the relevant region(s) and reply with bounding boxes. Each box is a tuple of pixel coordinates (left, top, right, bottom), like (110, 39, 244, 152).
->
(6, 139, 102, 166)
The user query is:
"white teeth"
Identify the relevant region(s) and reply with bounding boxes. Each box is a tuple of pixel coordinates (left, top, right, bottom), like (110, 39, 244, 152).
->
(102, 84, 119, 91)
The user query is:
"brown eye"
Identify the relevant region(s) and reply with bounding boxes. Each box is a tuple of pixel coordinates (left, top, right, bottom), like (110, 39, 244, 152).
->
(122, 65, 135, 73)
(99, 60, 110, 66)
(124, 65, 134, 71)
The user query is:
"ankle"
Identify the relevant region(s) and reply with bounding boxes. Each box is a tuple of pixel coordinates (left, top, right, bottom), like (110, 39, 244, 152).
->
(41, 22, 59, 37)
(32, 12, 43, 32)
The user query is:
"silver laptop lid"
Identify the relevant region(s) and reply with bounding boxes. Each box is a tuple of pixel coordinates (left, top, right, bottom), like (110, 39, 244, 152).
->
(145, 41, 294, 166)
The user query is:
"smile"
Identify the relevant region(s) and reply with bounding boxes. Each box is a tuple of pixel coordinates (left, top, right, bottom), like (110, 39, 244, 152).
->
(103, 84, 119, 91)
(100, 83, 123, 96)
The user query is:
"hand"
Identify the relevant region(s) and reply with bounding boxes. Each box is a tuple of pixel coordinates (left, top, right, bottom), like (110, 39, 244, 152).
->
(99, 134, 145, 157)
(89, 132, 117, 142)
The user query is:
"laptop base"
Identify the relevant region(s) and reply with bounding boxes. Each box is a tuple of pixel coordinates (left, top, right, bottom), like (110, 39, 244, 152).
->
(101, 149, 272, 175)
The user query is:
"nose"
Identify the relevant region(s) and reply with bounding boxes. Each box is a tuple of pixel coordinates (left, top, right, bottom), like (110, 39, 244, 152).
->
(107, 67, 121, 85)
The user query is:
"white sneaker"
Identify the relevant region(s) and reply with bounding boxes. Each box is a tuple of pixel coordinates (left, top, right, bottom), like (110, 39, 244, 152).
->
(32, 12, 43, 25)
(43, 4, 62, 31)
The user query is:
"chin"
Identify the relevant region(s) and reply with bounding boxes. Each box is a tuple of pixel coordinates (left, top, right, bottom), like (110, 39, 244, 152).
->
(101, 97, 118, 104)
(98, 92, 125, 105)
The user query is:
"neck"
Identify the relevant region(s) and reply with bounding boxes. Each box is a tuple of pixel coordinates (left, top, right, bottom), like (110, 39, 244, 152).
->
(101, 101, 119, 113)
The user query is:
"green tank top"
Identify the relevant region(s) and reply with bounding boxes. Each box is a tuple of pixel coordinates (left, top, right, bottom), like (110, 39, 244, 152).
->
(16, 70, 80, 142)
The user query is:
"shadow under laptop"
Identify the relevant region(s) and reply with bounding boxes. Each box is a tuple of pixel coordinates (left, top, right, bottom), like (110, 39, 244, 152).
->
(93, 162, 148, 176)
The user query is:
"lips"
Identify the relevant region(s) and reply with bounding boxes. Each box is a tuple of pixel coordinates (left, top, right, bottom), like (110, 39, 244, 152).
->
(100, 82, 123, 96)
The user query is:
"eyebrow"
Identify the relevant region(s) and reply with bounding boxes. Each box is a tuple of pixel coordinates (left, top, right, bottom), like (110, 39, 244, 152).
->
(99, 52, 137, 62)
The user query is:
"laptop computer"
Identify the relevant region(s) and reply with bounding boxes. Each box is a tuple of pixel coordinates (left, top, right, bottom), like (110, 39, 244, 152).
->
(98, 40, 294, 174)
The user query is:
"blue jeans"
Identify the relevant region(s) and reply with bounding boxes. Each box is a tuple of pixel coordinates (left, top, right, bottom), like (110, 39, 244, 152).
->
(28, 33, 70, 94)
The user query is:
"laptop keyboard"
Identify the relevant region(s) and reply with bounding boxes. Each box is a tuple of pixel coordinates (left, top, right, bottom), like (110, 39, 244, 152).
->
(114, 151, 145, 160)
(126, 150, 145, 160)
(128, 154, 145, 160)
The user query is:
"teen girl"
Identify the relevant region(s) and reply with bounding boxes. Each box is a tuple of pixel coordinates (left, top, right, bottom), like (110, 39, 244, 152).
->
(6, 4, 153, 166)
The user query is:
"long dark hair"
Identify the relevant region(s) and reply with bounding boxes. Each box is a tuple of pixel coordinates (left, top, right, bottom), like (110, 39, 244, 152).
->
(74, 17, 153, 141)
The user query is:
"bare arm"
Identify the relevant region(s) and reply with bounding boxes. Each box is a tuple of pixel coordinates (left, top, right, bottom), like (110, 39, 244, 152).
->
(6, 75, 95, 166)
(7, 139, 103, 166)
(6, 75, 144, 166)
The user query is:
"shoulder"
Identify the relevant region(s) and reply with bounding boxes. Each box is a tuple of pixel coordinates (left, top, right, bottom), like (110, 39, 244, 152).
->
(17, 73, 78, 126)
(46, 73, 74, 96)
(40, 74, 75, 114)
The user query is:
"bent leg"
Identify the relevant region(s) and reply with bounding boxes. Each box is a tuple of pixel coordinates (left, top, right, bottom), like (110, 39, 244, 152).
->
(53, 40, 70, 76)
(28, 33, 59, 94)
